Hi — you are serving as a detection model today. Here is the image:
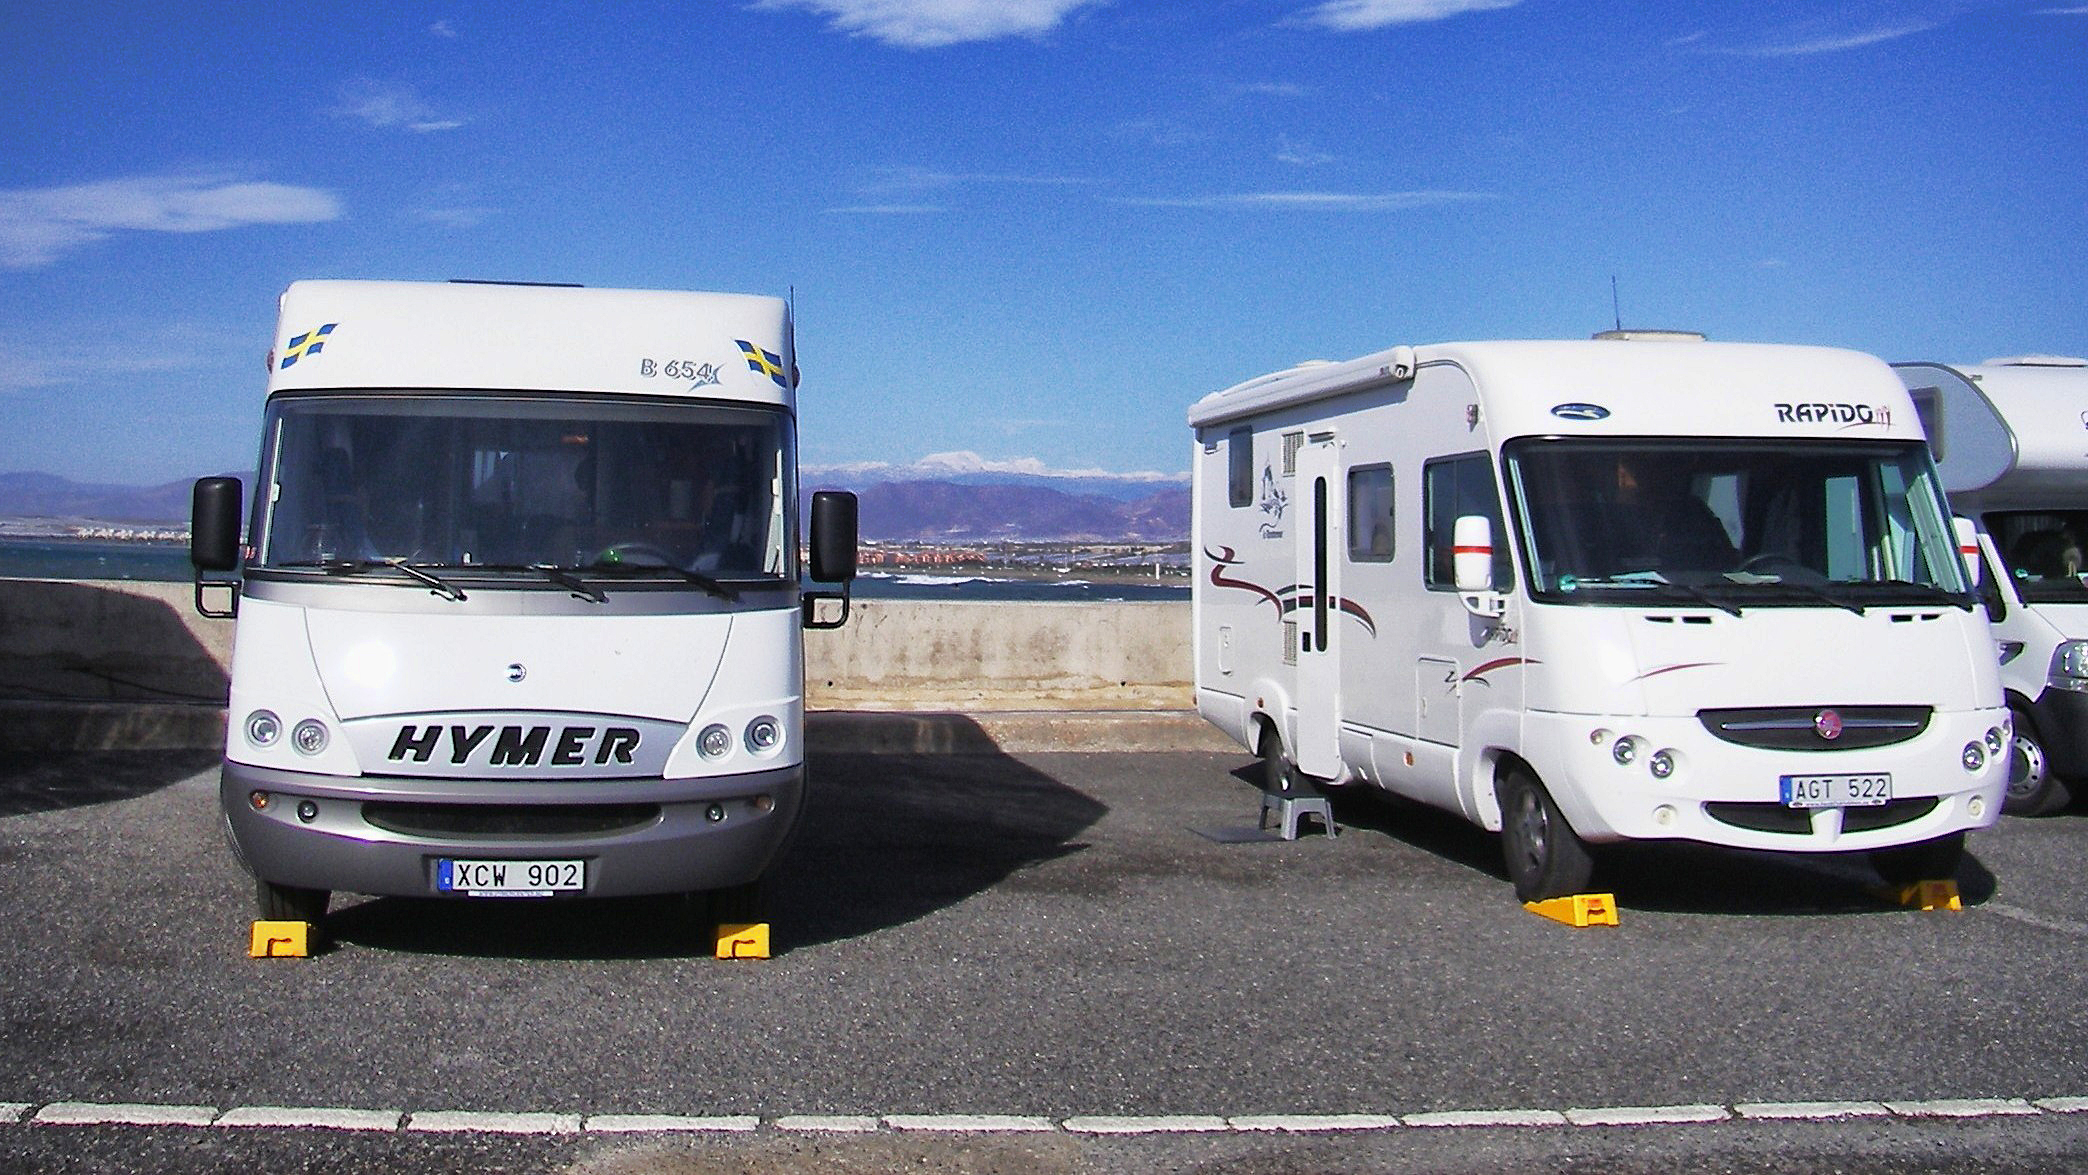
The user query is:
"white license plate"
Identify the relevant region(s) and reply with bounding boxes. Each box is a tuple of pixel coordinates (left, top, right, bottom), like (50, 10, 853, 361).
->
(436, 858, 585, 897)
(1779, 773, 1892, 808)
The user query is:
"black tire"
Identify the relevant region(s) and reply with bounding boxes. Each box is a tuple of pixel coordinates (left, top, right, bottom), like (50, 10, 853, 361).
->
(256, 878, 328, 924)
(1869, 832, 1965, 888)
(704, 877, 767, 928)
(2004, 707, 2074, 817)
(1497, 766, 1595, 902)
(1258, 723, 1305, 796)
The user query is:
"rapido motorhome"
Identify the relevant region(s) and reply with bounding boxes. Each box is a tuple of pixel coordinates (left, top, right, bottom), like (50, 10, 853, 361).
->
(1189, 337, 2007, 901)
(1895, 356, 2088, 816)
(190, 280, 858, 930)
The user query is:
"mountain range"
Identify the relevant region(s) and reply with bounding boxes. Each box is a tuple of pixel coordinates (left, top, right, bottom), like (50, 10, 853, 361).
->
(0, 455, 1191, 544)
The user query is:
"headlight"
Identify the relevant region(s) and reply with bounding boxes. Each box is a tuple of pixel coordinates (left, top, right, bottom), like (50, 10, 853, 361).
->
(1648, 749, 1676, 779)
(745, 715, 781, 753)
(2050, 641, 2088, 691)
(290, 719, 329, 756)
(1612, 736, 1642, 767)
(244, 710, 282, 748)
(698, 723, 733, 759)
(1962, 742, 1986, 771)
(1984, 726, 2006, 755)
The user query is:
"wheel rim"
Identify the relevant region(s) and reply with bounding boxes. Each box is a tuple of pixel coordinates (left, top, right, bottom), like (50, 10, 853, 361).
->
(2009, 732, 2049, 801)
(1509, 786, 1549, 874)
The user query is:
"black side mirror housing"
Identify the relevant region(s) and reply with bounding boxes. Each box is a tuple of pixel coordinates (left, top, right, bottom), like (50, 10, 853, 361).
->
(804, 490, 858, 630)
(190, 477, 243, 618)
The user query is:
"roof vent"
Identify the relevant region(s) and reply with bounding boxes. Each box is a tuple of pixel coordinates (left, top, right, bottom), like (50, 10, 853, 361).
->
(1592, 329, 1707, 342)
(1983, 355, 2088, 368)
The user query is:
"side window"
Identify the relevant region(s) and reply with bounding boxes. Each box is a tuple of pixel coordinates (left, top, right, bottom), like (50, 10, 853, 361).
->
(1227, 427, 1253, 508)
(1423, 454, 1512, 590)
(1347, 465, 1394, 562)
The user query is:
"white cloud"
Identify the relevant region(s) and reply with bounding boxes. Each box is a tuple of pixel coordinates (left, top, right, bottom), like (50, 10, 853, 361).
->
(429, 19, 460, 37)
(0, 327, 220, 393)
(330, 78, 465, 132)
(859, 165, 1093, 192)
(752, 0, 1104, 47)
(826, 204, 949, 214)
(0, 175, 341, 269)
(1111, 189, 1492, 211)
(1297, 0, 1521, 31)
(1701, 1, 2009, 56)
(1239, 81, 1308, 98)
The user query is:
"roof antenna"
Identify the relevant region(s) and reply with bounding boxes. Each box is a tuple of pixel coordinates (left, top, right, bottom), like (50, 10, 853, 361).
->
(1610, 275, 1623, 332)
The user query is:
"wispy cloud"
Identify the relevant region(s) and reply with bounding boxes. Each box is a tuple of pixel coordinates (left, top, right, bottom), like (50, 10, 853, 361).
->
(1238, 81, 1308, 98)
(330, 78, 465, 132)
(0, 174, 341, 269)
(752, 0, 1104, 48)
(1275, 136, 1339, 166)
(1295, 0, 1521, 31)
(1692, 1, 2008, 56)
(859, 166, 1094, 193)
(1111, 189, 1492, 211)
(0, 324, 225, 393)
(826, 203, 948, 215)
(429, 19, 460, 37)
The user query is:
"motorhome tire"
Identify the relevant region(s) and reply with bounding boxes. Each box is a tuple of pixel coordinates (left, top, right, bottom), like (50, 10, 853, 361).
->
(1498, 767, 1594, 902)
(705, 877, 766, 927)
(1868, 832, 1965, 888)
(2004, 706, 2073, 816)
(256, 879, 329, 926)
(1258, 725, 1308, 796)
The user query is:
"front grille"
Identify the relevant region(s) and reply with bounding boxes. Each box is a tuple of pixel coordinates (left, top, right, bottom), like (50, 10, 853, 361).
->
(362, 802, 660, 839)
(1698, 706, 1931, 751)
(1704, 797, 1938, 835)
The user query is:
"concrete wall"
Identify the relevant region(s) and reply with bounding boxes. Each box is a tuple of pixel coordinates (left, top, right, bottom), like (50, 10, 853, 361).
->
(0, 579, 1192, 713)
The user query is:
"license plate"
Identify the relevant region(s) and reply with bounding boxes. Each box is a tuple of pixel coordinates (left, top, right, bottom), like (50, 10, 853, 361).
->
(1779, 773, 1892, 808)
(436, 858, 585, 897)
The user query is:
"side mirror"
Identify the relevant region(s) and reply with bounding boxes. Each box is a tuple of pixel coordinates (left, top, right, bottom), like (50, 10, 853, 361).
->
(1952, 516, 1983, 590)
(804, 490, 858, 630)
(1453, 513, 1507, 619)
(190, 476, 243, 619)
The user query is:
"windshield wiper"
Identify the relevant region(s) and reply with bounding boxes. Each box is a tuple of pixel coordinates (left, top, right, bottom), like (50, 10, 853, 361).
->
(318, 558, 467, 602)
(535, 564, 606, 604)
(581, 560, 739, 602)
(1646, 581, 1743, 617)
(1865, 580, 1977, 612)
(1746, 579, 1866, 615)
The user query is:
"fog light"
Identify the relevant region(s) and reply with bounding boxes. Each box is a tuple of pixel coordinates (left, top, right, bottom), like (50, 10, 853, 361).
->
(291, 719, 329, 756)
(296, 799, 318, 823)
(752, 794, 775, 813)
(1984, 726, 2006, 755)
(706, 802, 725, 823)
(1653, 804, 1677, 827)
(745, 715, 781, 753)
(245, 710, 282, 748)
(1962, 741, 1985, 771)
(1969, 796, 1988, 821)
(249, 790, 270, 811)
(698, 723, 732, 759)
(1649, 749, 1676, 779)
(1613, 737, 1641, 767)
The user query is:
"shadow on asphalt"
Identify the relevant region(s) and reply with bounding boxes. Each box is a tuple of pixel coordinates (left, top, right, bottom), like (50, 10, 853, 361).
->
(324, 726, 1107, 960)
(0, 748, 220, 818)
(1235, 763, 2001, 917)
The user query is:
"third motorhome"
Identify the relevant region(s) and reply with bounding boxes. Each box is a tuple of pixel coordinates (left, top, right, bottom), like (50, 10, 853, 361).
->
(1896, 355, 2088, 815)
(1190, 336, 2007, 901)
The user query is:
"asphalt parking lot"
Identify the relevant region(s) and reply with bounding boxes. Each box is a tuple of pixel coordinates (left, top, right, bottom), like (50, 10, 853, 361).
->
(1, 744, 2085, 1173)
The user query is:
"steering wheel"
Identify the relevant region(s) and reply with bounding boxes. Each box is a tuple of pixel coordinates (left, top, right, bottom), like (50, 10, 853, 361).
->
(590, 542, 677, 568)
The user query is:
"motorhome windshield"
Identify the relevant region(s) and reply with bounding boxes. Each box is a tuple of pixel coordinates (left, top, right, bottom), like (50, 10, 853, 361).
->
(1984, 510, 2088, 604)
(253, 394, 793, 582)
(1504, 438, 1969, 609)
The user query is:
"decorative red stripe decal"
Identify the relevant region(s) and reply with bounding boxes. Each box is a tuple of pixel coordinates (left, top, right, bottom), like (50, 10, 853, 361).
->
(1629, 662, 1720, 682)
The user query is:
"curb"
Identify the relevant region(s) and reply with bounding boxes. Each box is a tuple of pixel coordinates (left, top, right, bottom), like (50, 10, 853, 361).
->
(0, 703, 1237, 756)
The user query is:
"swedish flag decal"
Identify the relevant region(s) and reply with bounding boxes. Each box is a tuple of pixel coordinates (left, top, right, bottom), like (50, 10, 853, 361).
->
(280, 323, 336, 370)
(736, 339, 788, 388)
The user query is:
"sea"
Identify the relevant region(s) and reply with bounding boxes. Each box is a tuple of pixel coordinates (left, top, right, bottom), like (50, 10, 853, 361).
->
(0, 539, 1189, 602)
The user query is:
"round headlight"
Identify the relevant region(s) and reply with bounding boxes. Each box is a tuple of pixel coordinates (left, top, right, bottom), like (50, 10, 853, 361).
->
(1612, 737, 1641, 767)
(245, 710, 282, 748)
(290, 719, 329, 757)
(1962, 741, 1986, 772)
(745, 715, 781, 753)
(699, 723, 733, 759)
(1649, 749, 1676, 779)
(1984, 726, 2006, 755)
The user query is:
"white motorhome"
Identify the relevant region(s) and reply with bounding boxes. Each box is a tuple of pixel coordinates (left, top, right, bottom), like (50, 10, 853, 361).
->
(190, 279, 858, 931)
(1895, 356, 2088, 816)
(1189, 337, 2007, 901)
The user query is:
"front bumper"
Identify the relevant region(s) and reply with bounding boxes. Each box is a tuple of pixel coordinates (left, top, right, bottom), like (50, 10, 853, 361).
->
(220, 760, 804, 899)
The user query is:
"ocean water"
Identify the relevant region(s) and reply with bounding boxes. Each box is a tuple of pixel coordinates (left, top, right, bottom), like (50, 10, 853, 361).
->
(0, 539, 1188, 601)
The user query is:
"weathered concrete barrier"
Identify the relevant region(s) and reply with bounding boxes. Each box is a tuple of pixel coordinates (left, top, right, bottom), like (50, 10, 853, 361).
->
(0, 579, 1218, 752)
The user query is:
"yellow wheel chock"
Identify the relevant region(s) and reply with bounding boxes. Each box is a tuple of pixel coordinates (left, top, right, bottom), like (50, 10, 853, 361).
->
(1523, 893, 1620, 927)
(1889, 880, 1961, 911)
(715, 922, 772, 960)
(248, 920, 312, 958)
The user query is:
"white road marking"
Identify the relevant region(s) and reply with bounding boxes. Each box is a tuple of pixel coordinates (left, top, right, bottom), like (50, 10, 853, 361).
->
(1565, 1104, 1729, 1127)
(1229, 1114, 1402, 1132)
(884, 1114, 1056, 1132)
(583, 1114, 760, 1133)
(1983, 902, 2088, 938)
(1734, 1101, 1892, 1120)
(34, 1103, 216, 1127)
(216, 1106, 402, 1131)
(404, 1110, 583, 1134)
(4, 1094, 2084, 1135)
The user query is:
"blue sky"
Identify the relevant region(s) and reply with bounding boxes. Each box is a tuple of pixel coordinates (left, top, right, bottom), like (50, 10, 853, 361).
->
(1, 0, 2083, 485)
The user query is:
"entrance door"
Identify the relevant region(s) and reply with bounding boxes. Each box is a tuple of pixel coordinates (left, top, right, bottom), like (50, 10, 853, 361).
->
(1294, 432, 1342, 778)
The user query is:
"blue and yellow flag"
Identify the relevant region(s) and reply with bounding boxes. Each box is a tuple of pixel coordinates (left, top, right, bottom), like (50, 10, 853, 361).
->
(736, 339, 788, 388)
(280, 323, 336, 369)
